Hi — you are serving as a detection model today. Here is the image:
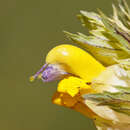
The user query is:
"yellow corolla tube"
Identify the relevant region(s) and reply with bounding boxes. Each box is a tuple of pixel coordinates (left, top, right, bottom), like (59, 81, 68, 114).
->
(46, 44, 105, 82)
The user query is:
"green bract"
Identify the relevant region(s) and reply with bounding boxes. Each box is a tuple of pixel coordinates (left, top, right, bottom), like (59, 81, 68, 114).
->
(64, 0, 130, 66)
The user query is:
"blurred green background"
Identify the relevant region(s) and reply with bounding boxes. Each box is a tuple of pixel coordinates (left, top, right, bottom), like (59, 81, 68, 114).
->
(1, 0, 130, 130)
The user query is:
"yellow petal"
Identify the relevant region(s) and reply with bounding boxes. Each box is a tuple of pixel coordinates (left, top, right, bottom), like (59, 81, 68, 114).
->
(57, 76, 92, 97)
(52, 92, 63, 106)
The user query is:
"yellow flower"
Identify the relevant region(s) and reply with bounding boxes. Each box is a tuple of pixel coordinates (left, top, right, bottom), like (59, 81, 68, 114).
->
(30, 44, 104, 118)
